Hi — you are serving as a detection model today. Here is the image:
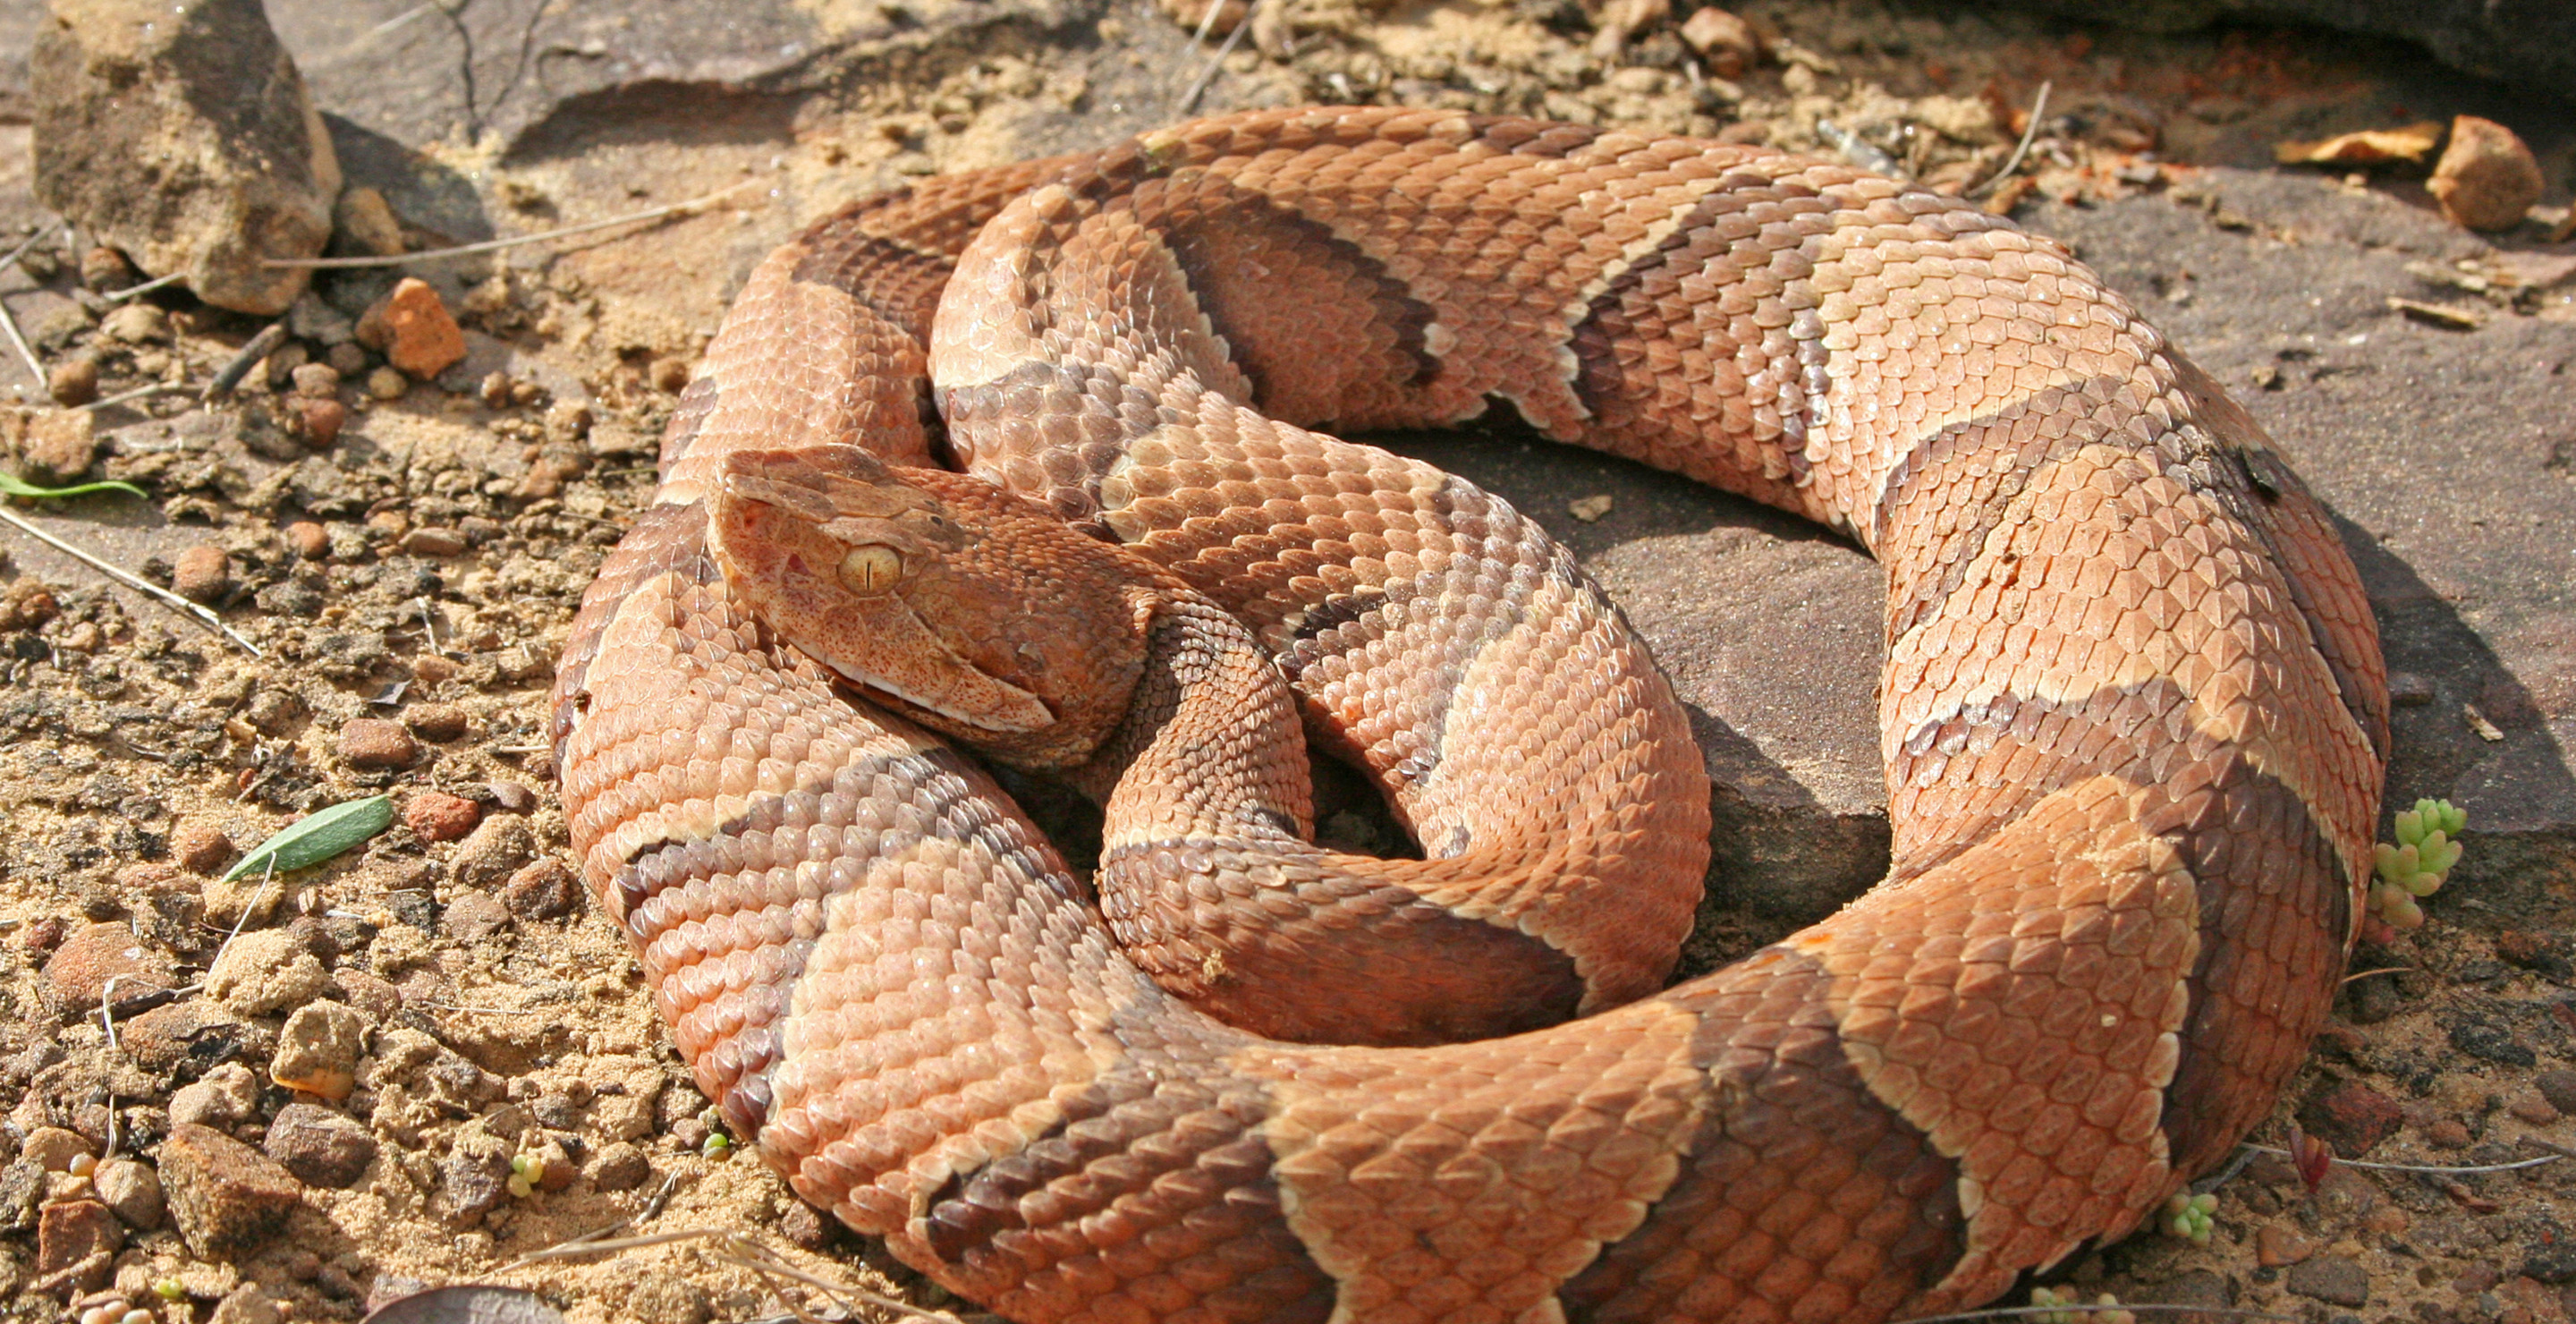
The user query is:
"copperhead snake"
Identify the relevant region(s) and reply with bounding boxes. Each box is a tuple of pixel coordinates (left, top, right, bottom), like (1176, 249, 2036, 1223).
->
(551, 106, 2389, 1323)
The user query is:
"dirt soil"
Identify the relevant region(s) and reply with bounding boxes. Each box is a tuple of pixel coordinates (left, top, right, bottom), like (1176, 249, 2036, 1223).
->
(0, 1, 2572, 1322)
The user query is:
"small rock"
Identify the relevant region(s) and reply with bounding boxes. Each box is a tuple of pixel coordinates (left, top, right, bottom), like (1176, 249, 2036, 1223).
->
(159, 1122, 304, 1257)
(42, 921, 173, 1018)
(120, 999, 249, 1077)
(172, 544, 235, 604)
(1, 579, 60, 630)
(93, 1158, 165, 1229)
(648, 357, 692, 393)
(21, 407, 97, 484)
(169, 1063, 261, 1132)
(206, 929, 330, 1017)
(453, 816, 536, 888)
(2426, 1116, 2472, 1149)
(487, 780, 537, 813)
(332, 968, 402, 1023)
(208, 1286, 284, 1324)
(479, 370, 514, 408)
(365, 364, 409, 400)
(99, 301, 170, 344)
(20, 1126, 96, 1172)
(47, 355, 99, 407)
(778, 1199, 836, 1252)
(326, 341, 369, 376)
(402, 790, 479, 842)
(354, 277, 465, 379)
(288, 361, 341, 397)
(2285, 1255, 2368, 1307)
(30, 0, 339, 313)
(2527, 1243, 2576, 1285)
(2298, 1078, 2402, 1158)
(501, 859, 581, 921)
(331, 185, 406, 258)
(284, 520, 329, 560)
(404, 704, 471, 741)
(270, 1000, 367, 1100)
(261, 1103, 377, 1188)
(1676, 5, 1759, 75)
(36, 1197, 122, 1290)
(2448, 1016, 2537, 1066)
(339, 717, 419, 770)
(287, 395, 344, 447)
(172, 820, 238, 875)
(586, 1141, 650, 1192)
(441, 891, 513, 943)
(438, 1116, 514, 1225)
(400, 526, 468, 557)
(2428, 115, 2545, 232)
(2536, 1069, 2576, 1116)
(80, 246, 135, 291)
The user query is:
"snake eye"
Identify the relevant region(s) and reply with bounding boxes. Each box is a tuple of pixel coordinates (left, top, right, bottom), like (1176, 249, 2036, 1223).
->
(837, 544, 903, 594)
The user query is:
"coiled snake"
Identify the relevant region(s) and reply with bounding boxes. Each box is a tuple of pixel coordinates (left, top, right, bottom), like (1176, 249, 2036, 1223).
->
(551, 107, 2388, 1323)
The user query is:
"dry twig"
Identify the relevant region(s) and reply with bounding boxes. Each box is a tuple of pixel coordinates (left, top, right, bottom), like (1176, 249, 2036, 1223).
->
(263, 180, 764, 270)
(0, 505, 264, 654)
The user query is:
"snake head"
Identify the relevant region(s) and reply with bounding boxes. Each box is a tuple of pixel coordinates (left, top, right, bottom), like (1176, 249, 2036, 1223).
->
(708, 446, 1152, 768)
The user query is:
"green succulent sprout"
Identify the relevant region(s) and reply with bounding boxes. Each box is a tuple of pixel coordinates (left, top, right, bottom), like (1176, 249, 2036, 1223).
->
(153, 1280, 185, 1302)
(2164, 1190, 2217, 1243)
(506, 1152, 545, 1199)
(2029, 1286, 2135, 1324)
(702, 1130, 734, 1161)
(2370, 798, 2466, 929)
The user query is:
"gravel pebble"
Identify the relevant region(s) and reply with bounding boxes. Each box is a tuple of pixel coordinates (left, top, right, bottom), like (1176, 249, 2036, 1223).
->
(289, 362, 341, 397)
(366, 365, 408, 400)
(441, 890, 512, 942)
(400, 526, 468, 557)
(403, 790, 480, 842)
(2536, 1069, 2576, 1115)
(94, 1157, 166, 1229)
(169, 1062, 260, 1132)
(285, 520, 330, 560)
(501, 859, 580, 921)
(404, 702, 471, 742)
(42, 921, 174, 1017)
(20, 1125, 95, 1172)
(270, 1000, 367, 1099)
(35, 1197, 122, 1290)
(289, 395, 345, 447)
(2428, 115, 2544, 231)
(453, 815, 535, 887)
(2296, 1078, 2402, 1158)
(160, 1122, 304, 1258)
(356, 277, 466, 379)
(586, 1141, 651, 1192)
(172, 544, 234, 603)
(2285, 1255, 2368, 1307)
(207, 929, 331, 1016)
(339, 717, 419, 769)
(172, 819, 237, 874)
(487, 779, 537, 812)
(47, 354, 99, 406)
(262, 1103, 377, 1189)
(101, 301, 169, 344)
(21, 408, 97, 484)
(648, 356, 691, 393)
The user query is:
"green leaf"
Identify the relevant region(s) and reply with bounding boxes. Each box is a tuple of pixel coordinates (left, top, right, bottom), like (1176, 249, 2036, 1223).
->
(221, 794, 394, 883)
(0, 471, 148, 501)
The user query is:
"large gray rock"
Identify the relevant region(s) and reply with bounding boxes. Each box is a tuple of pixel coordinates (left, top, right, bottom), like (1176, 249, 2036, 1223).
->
(31, 0, 341, 314)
